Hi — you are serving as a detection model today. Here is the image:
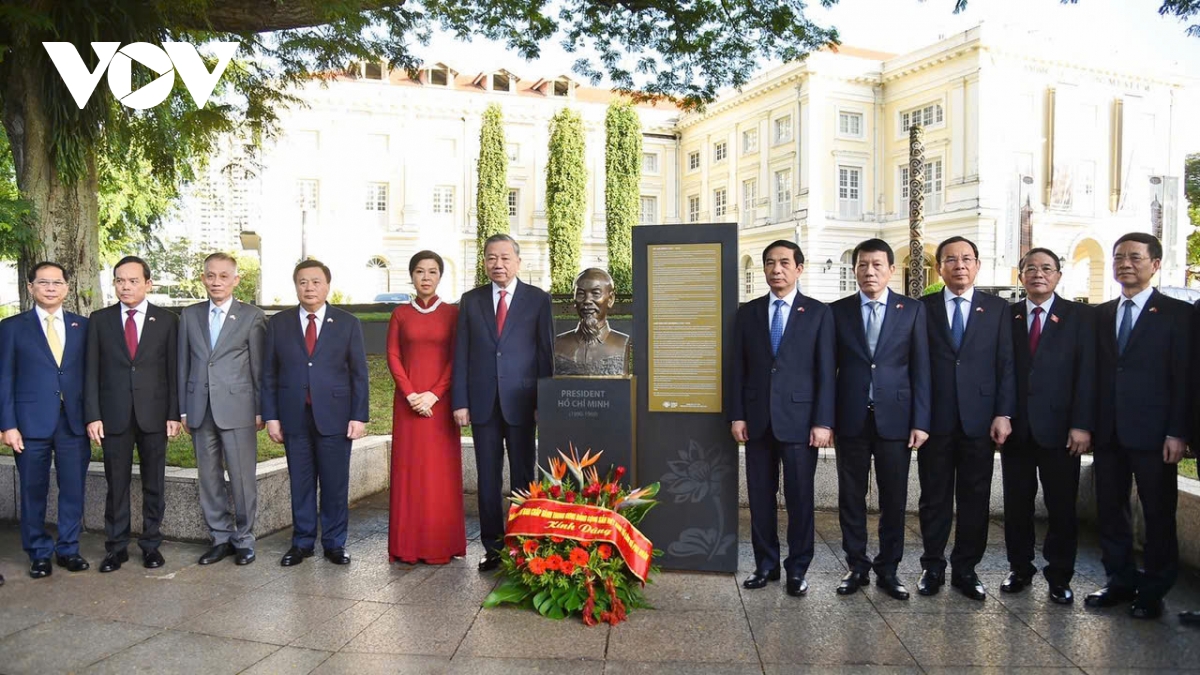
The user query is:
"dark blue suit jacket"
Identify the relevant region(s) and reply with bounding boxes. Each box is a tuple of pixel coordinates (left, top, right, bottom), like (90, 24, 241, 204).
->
(261, 305, 369, 437)
(1094, 289, 1191, 450)
(451, 280, 554, 426)
(0, 309, 88, 438)
(832, 291, 931, 441)
(729, 291, 835, 444)
(1009, 295, 1096, 449)
(921, 289, 1016, 438)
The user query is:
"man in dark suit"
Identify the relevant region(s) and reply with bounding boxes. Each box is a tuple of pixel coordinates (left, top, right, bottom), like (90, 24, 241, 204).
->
(453, 233, 554, 571)
(0, 262, 90, 578)
(918, 236, 1016, 601)
(85, 256, 180, 573)
(179, 252, 267, 567)
(730, 240, 835, 597)
(1002, 247, 1095, 605)
(1086, 232, 1191, 620)
(831, 239, 930, 600)
(1181, 299, 1200, 626)
(263, 259, 369, 567)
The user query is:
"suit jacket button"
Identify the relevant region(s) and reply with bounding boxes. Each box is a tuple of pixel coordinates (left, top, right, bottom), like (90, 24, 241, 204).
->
(496, 351, 501, 357)
(131, 366, 136, 372)
(770, 367, 777, 373)
(54, 391, 60, 397)
(308, 362, 313, 367)
(955, 360, 961, 366)
(208, 363, 214, 367)
(58, 371, 64, 376)
(870, 364, 876, 369)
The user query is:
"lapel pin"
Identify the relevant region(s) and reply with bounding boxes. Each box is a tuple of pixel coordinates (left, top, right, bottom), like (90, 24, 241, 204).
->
(1015, 314, 1023, 320)
(1050, 314, 1060, 323)
(229, 315, 237, 321)
(70, 322, 79, 328)
(895, 303, 904, 310)
(327, 318, 334, 323)
(974, 307, 984, 313)
(148, 316, 156, 322)
(797, 306, 806, 313)
(1148, 307, 1159, 313)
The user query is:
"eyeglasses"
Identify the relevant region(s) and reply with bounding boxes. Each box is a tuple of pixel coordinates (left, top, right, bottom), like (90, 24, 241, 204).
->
(941, 256, 977, 266)
(1112, 254, 1152, 264)
(1021, 265, 1058, 276)
(32, 280, 67, 288)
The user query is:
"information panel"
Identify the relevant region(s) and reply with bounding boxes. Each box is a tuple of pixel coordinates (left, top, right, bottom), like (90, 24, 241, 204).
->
(647, 243, 722, 413)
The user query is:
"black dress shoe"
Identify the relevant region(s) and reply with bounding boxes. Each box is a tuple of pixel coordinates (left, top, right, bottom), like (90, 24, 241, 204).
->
(99, 550, 129, 573)
(742, 569, 780, 589)
(786, 576, 809, 597)
(917, 569, 944, 596)
(55, 554, 90, 572)
(478, 553, 501, 571)
(1130, 597, 1164, 620)
(1084, 586, 1137, 608)
(199, 543, 234, 565)
(324, 548, 351, 565)
(1180, 610, 1200, 626)
(234, 548, 256, 566)
(876, 573, 911, 600)
(1049, 584, 1074, 605)
(280, 546, 315, 567)
(1000, 571, 1032, 594)
(29, 559, 52, 579)
(0, 573, 5, 586)
(951, 574, 987, 601)
(142, 549, 165, 569)
(837, 570, 869, 595)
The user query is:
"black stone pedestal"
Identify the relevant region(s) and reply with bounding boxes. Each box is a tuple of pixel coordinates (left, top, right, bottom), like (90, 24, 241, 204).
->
(537, 376, 636, 482)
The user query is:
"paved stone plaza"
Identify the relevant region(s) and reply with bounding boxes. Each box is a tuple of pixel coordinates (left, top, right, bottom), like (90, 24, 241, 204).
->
(2, 492, 1200, 674)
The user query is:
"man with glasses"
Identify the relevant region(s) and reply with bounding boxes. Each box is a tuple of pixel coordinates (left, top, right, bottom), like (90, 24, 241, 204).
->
(1002, 248, 1095, 605)
(831, 239, 930, 600)
(917, 236, 1015, 601)
(1086, 233, 1191, 620)
(0, 263, 90, 579)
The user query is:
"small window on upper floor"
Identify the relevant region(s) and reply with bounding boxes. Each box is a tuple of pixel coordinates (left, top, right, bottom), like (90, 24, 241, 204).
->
(365, 62, 383, 80)
(429, 67, 450, 86)
(553, 78, 571, 97)
(492, 72, 512, 92)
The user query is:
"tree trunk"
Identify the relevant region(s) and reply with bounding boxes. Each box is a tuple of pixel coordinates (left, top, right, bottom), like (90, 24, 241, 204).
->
(2, 45, 103, 315)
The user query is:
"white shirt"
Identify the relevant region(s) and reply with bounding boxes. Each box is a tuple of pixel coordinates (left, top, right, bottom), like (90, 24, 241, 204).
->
(1115, 286, 1155, 340)
(208, 297, 234, 335)
(492, 278, 518, 313)
(943, 286, 975, 329)
(120, 299, 149, 341)
(859, 288, 891, 333)
(299, 303, 328, 340)
(766, 286, 800, 334)
(34, 305, 66, 349)
(1025, 295, 1055, 332)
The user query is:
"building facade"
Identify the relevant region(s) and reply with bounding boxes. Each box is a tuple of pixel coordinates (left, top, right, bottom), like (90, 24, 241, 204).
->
(197, 25, 1192, 305)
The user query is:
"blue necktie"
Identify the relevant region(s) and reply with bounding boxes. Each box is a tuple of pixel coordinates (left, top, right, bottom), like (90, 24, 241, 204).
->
(210, 307, 222, 351)
(1117, 299, 1134, 355)
(950, 296, 965, 350)
(770, 299, 785, 356)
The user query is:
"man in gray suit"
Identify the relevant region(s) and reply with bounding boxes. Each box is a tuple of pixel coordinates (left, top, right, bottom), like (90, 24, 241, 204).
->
(178, 252, 267, 566)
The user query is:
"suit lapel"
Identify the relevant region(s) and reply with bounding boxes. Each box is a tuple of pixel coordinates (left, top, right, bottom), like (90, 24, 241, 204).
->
(1099, 300, 1119, 358)
(26, 310, 58, 367)
(777, 294, 807, 350)
(62, 313, 84, 367)
(292, 306, 311, 356)
(198, 303, 214, 355)
(1012, 303, 1030, 362)
(925, 294, 954, 350)
(210, 300, 239, 355)
(498, 280, 527, 347)
(1123, 289, 1160, 356)
(1032, 296, 1064, 359)
(482, 285, 500, 344)
(310, 306, 336, 360)
(113, 304, 134, 363)
(754, 297, 772, 355)
(873, 293, 901, 356)
(958, 292, 984, 351)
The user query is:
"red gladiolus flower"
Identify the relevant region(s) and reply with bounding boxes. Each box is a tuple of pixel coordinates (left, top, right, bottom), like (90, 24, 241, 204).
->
(522, 539, 539, 555)
(615, 466, 626, 480)
(546, 554, 564, 572)
(569, 547, 590, 567)
(598, 544, 613, 560)
(549, 485, 562, 498)
(565, 491, 576, 503)
(528, 557, 546, 575)
(550, 535, 564, 544)
(561, 561, 577, 575)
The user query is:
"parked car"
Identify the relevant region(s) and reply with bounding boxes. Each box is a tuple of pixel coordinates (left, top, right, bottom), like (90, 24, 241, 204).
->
(1157, 286, 1200, 304)
(373, 292, 412, 304)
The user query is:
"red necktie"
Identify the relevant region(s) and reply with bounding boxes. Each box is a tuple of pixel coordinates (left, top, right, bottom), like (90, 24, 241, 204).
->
(305, 313, 317, 405)
(496, 289, 508, 336)
(1028, 307, 1043, 355)
(125, 309, 139, 359)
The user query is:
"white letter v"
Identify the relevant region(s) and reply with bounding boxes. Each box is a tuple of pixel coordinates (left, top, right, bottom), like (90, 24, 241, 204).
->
(43, 42, 120, 109)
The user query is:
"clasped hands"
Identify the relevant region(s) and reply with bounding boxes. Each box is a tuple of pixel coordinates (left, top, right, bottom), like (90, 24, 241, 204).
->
(407, 391, 438, 418)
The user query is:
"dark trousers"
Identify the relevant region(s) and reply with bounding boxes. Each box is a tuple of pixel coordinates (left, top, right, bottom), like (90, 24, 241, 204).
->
(836, 411, 912, 576)
(745, 427, 818, 578)
(1094, 443, 1178, 601)
(15, 408, 90, 561)
(473, 400, 537, 553)
(284, 405, 353, 551)
(102, 406, 168, 553)
(1001, 439, 1080, 585)
(918, 427, 994, 577)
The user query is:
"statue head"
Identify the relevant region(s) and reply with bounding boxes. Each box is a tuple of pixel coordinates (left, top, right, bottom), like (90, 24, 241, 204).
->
(573, 268, 616, 338)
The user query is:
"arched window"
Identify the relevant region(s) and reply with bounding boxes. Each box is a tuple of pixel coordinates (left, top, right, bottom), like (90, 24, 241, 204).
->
(742, 256, 756, 300)
(367, 256, 390, 293)
(838, 250, 855, 295)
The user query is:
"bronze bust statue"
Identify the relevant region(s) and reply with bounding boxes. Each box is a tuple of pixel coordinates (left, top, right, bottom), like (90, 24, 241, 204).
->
(554, 268, 631, 376)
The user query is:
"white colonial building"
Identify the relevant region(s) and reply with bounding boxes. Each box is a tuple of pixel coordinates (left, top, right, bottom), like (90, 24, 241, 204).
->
(185, 24, 1194, 305)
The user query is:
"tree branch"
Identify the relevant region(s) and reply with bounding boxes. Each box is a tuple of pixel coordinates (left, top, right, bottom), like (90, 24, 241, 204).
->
(167, 0, 404, 33)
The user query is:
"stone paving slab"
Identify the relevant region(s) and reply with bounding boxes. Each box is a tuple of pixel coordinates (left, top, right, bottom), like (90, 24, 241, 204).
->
(3, 496, 1200, 673)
